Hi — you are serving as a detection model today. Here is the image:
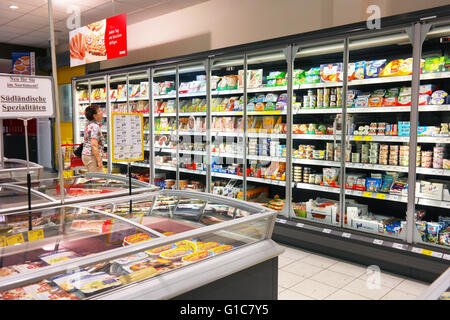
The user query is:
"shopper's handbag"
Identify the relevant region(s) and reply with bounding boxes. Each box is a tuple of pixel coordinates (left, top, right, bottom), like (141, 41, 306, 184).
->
(73, 143, 83, 158)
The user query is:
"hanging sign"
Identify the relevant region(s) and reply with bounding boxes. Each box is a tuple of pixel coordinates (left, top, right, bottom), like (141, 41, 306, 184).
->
(111, 113, 144, 162)
(69, 13, 127, 67)
(0, 74, 54, 119)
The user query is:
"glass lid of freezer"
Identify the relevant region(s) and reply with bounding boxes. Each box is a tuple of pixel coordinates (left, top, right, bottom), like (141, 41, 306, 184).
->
(5, 173, 155, 202)
(0, 158, 42, 171)
(0, 191, 276, 300)
(0, 184, 56, 211)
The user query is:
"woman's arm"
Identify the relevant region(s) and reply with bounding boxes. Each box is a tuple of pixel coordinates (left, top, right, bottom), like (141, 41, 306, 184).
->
(91, 138, 102, 168)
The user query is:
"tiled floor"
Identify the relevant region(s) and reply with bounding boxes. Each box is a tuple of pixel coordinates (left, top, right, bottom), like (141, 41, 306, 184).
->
(276, 242, 430, 300)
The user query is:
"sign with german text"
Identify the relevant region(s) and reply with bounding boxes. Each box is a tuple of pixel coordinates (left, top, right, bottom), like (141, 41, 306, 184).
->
(111, 113, 144, 162)
(69, 13, 127, 67)
(0, 73, 54, 119)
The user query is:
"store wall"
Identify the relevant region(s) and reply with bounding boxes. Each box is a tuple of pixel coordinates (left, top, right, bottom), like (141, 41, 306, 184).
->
(99, 0, 450, 70)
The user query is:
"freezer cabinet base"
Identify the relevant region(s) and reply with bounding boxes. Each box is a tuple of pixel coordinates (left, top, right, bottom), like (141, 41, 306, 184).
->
(273, 223, 448, 283)
(172, 257, 278, 300)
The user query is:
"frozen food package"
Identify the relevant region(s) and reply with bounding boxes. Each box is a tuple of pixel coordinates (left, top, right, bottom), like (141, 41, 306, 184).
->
(238, 69, 263, 88)
(379, 59, 403, 77)
(323, 168, 339, 187)
(354, 61, 366, 80)
(399, 87, 411, 96)
(366, 178, 382, 192)
(365, 59, 387, 78)
(39, 250, 80, 266)
(320, 63, 343, 82)
(371, 89, 386, 97)
(383, 97, 398, 106)
(265, 93, 279, 102)
(420, 84, 437, 95)
(419, 94, 431, 106)
(368, 96, 383, 107)
(397, 95, 411, 106)
(348, 62, 356, 80)
(354, 95, 370, 108)
(386, 88, 400, 97)
(423, 56, 446, 73)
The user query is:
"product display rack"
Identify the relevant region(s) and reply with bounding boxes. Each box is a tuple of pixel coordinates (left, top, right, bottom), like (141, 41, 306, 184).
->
(72, 8, 450, 281)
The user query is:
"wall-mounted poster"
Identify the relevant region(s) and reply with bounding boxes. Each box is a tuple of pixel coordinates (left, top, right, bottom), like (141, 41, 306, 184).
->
(69, 13, 127, 67)
(11, 52, 35, 75)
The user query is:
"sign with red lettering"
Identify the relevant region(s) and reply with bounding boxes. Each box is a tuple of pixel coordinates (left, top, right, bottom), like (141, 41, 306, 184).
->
(69, 13, 127, 67)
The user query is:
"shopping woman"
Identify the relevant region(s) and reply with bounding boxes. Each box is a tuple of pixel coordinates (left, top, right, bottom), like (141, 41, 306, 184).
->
(81, 105, 105, 172)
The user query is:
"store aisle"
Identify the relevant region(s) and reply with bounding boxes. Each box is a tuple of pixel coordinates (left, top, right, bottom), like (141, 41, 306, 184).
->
(276, 243, 430, 300)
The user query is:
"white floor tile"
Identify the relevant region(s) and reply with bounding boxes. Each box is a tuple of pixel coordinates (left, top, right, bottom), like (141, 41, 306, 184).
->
(395, 279, 430, 296)
(278, 255, 297, 268)
(324, 289, 370, 300)
(278, 270, 306, 289)
(301, 254, 339, 269)
(290, 278, 339, 300)
(278, 286, 285, 295)
(281, 260, 324, 278)
(278, 245, 312, 260)
(342, 278, 392, 300)
(278, 289, 316, 300)
(310, 269, 357, 289)
(327, 261, 367, 278)
(359, 270, 405, 289)
(381, 289, 418, 300)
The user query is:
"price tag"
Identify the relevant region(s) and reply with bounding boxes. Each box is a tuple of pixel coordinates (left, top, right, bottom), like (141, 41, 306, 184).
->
(431, 251, 443, 258)
(0, 236, 5, 247)
(411, 247, 422, 254)
(421, 249, 432, 256)
(342, 232, 351, 238)
(363, 136, 373, 141)
(276, 218, 287, 224)
(322, 228, 332, 234)
(442, 201, 450, 209)
(27, 229, 44, 242)
(443, 254, 450, 261)
(373, 239, 383, 245)
(392, 243, 406, 250)
(376, 193, 386, 200)
(296, 223, 304, 228)
(354, 136, 362, 141)
(363, 192, 373, 198)
(6, 233, 25, 246)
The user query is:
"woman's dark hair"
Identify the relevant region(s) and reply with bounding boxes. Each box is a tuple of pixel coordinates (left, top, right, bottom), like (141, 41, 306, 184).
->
(85, 105, 100, 121)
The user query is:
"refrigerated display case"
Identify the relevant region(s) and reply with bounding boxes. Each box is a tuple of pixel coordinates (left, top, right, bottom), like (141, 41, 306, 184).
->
(72, 7, 450, 282)
(0, 173, 158, 215)
(0, 158, 43, 184)
(0, 190, 280, 300)
(418, 266, 450, 300)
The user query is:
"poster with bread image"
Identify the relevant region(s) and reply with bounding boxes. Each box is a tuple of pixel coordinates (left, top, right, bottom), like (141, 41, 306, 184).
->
(69, 13, 127, 67)
(12, 52, 35, 75)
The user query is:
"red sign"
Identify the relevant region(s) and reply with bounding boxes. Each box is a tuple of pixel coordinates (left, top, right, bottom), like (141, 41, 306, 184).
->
(69, 13, 127, 67)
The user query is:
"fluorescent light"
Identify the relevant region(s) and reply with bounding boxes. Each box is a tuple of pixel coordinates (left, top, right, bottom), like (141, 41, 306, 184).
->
(9, 5, 19, 9)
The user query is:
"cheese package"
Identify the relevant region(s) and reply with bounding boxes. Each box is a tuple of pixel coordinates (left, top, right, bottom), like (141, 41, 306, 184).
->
(320, 63, 343, 82)
(354, 61, 366, 80)
(39, 250, 80, 265)
(75, 272, 122, 294)
(51, 270, 90, 292)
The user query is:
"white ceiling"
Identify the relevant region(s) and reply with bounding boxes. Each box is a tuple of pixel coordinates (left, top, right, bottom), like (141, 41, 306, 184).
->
(0, 0, 209, 48)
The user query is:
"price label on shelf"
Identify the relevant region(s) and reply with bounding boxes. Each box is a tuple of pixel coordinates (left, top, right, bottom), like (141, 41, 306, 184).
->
(363, 136, 373, 141)
(363, 192, 372, 198)
(421, 249, 432, 256)
(411, 247, 422, 254)
(322, 228, 332, 234)
(354, 136, 363, 141)
(373, 239, 383, 245)
(392, 243, 406, 250)
(6, 233, 24, 246)
(276, 218, 287, 224)
(376, 193, 386, 200)
(296, 223, 304, 228)
(27, 229, 44, 242)
(442, 201, 450, 209)
(0, 236, 5, 247)
(431, 251, 443, 258)
(443, 254, 450, 261)
(342, 232, 351, 238)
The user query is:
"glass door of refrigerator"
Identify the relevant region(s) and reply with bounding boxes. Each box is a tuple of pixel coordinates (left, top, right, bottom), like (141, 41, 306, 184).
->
(344, 27, 413, 240)
(74, 80, 90, 145)
(109, 74, 128, 175)
(245, 48, 288, 213)
(414, 21, 450, 250)
(126, 71, 150, 179)
(177, 61, 207, 193)
(152, 67, 177, 189)
(291, 39, 345, 226)
(210, 55, 245, 199)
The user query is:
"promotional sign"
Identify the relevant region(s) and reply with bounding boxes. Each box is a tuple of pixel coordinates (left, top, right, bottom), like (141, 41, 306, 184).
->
(0, 74, 54, 119)
(111, 113, 144, 162)
(12, 52, 35, 75)
(69, 13, 127, 67)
